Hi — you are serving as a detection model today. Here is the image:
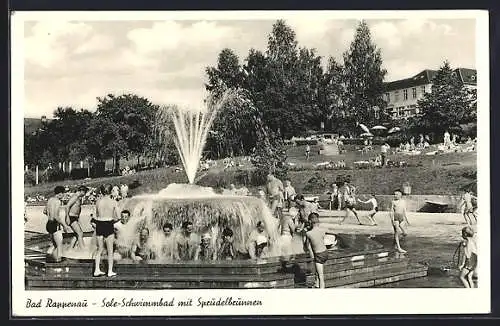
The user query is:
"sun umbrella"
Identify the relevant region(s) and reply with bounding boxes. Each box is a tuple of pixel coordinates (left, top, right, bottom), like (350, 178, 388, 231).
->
(371, 125, 387, 130)
(360, 132, 374, 137)
(388, 127, 401, 134)
(358, 123, 370, 133)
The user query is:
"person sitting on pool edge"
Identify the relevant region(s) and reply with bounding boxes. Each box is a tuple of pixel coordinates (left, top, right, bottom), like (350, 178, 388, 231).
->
(195, 232, 216, 261)
(161, 222, 176, 260)
(174, 221, 199, 260)
(130, 227, 155, 262)
(113, 209, 131, 260)
(218, 227, 235, 260)
(248, 221, 270, 259)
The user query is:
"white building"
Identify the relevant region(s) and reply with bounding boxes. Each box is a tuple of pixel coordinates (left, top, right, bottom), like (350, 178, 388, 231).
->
(384, 68, 477, 120)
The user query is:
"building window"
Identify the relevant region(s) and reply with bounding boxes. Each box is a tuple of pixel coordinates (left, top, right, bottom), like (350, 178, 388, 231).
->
(395, 91, 400, 102)
(412, 87, 417, 98)
(385, 93, 390, 102)
(403, 89, 408, 100)
(421, 85, 426, 94)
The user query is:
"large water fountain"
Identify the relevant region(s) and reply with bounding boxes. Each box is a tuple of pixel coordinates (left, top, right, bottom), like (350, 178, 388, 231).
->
(24, 89, 428, 289)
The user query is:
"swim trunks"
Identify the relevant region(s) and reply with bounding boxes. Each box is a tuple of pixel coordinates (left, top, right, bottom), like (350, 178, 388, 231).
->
(46, 219, 62, 234)
(68, 215, 79, 225)
(314, 250, 328, 264)
(464, 253, 478, 270)
(393, 213, 404, 222)
(95, 220, 115, 237)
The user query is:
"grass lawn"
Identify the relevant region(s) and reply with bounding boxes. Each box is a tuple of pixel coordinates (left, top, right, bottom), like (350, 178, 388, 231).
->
(25, 146, 476, 198)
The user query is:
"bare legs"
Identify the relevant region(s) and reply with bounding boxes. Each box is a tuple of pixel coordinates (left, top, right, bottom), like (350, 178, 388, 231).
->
(392, 221, 407, 253)
(340, 208, 362, 225)
(94, 236, 105, 276)
(459, 268, 476, 288)
(367, 212, 377, 225)
(50, 231, 63, 262)
(94, 234, 116, 277)
(70, 221, 85, 250)
(314, 263, 325, 288)
(106, 234, 116, 277)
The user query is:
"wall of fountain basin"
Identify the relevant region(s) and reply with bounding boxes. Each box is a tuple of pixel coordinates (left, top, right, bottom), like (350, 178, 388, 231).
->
(25, 230, 428, 289)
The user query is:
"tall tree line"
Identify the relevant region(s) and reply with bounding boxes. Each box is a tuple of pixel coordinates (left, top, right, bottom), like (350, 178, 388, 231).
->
(24, 94, 168, 173)
(204, 19, 389, 158)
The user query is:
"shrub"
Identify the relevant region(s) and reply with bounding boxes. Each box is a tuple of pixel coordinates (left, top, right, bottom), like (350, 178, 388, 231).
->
(303, 172, 329, 193)
(24, 170, 36, 186)
(46, 169, 70, 182)
(70, 168, 88, 180)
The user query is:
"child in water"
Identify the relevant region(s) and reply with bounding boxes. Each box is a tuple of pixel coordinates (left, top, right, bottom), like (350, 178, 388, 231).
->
(218, 227, 235, 260)
(458, 226, 477, 288)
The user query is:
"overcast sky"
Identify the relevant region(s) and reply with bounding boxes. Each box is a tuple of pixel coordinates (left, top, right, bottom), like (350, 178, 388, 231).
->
(22, 18, 476, 118)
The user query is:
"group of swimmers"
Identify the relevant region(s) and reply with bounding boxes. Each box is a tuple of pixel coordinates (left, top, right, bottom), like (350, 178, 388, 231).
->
(41, 178, 477, 287)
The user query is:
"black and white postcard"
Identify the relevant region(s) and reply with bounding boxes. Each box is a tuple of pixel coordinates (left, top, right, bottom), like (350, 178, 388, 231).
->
(11, 10, 490, 316)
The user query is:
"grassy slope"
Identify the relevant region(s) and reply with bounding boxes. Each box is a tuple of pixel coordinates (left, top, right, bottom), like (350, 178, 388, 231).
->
(25, 146, 476, 197)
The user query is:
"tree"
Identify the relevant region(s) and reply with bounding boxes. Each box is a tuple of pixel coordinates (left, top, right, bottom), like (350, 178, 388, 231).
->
(24, 107, 93, 167)
(342, 20, 388, 133)
(415, 61, 477, 140)
(86, 94, 159, 173)
(205, 48, 245, 99)
(321, 57, 346, 131)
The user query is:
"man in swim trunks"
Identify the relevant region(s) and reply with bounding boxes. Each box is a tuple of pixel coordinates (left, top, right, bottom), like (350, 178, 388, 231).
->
(304, 213, 327, 288)
(44, 186, 70, 262)
(390, 189, 409, 253)
(92, 184, 120, 277)
(266, 174, 285, 219)
(65, 185, 88, 250)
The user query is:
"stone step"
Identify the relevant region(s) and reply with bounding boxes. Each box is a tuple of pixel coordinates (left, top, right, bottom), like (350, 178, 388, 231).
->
(296, 255, 408, 284)
(25, 273, 295, 289)
(323, 264, 428, 288)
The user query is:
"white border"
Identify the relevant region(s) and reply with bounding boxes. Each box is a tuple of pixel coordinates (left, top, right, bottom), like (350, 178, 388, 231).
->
(11, 10, 490, 316)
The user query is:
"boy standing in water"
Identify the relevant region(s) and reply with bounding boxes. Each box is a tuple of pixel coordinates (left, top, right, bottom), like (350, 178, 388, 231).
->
(390, 189, 409, 253)
(458, 226, 477, 288)
(304, 213, 327, 288)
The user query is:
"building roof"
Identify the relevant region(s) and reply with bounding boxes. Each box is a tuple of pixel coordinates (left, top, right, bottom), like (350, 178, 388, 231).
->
(384, 70, 437, 92)
(384, 68, 476, 92)
(456, 68, 477, 85)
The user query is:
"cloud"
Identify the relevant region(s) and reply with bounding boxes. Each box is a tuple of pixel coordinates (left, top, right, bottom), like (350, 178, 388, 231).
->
(370, 19, 456, 53)
(127, 21, 236, 54)
(21, 19, 475, 118)
(24, 21, 91, 68)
